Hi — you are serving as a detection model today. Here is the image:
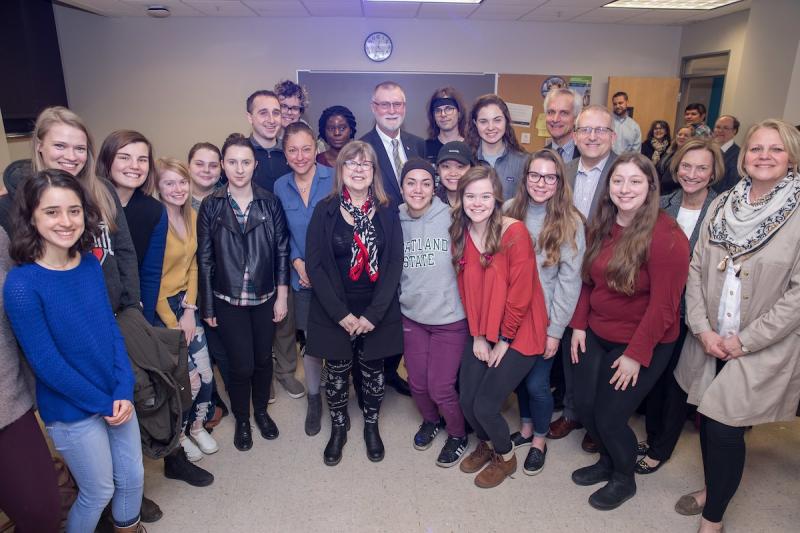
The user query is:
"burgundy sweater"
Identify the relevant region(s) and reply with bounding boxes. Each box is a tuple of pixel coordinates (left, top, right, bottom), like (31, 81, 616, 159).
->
(570, 212, 689, 367)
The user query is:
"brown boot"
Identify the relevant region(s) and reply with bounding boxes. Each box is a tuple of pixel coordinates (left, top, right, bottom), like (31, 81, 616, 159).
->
(114, 521, 147, 532)
(475, 452, 517, 488)
(459, 440, 493, 473)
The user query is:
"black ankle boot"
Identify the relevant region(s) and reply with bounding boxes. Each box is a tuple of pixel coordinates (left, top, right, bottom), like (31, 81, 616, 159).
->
(254, 411, 279, 440)
(140, 496, 163, 523)
(324, 425, 348, 466)
(589, 472, 637, 510)
(571, 456, 612, 486)
(233, 419, 253, 451)
(364, 422, 385, 462)
(163, 449, 214, 487)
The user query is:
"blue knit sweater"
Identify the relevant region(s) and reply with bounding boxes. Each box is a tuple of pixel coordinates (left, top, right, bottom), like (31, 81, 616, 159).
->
(3, 254, 134, 424)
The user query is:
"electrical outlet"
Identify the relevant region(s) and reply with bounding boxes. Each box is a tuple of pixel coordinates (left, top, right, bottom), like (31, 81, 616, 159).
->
(521, 133, 531, 144)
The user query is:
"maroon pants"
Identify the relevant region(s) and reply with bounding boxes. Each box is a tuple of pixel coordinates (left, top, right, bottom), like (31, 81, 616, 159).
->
(0, 409, 61, 533)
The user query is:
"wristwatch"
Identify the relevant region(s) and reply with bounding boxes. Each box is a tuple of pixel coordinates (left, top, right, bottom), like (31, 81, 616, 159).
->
(498, 334, 514, 344)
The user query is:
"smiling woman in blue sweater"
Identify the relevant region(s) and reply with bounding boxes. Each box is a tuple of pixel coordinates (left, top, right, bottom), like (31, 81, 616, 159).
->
(4, 169, 144, 533)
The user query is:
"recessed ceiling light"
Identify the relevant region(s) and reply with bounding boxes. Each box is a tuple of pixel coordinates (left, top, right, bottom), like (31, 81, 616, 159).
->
(366, 0, 483, 4)
(146, 5, 171, 18)
(604, 0, 741, 9)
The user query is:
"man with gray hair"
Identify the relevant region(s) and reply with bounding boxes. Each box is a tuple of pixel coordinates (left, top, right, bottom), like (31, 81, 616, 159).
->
(544, 87, 582, 162)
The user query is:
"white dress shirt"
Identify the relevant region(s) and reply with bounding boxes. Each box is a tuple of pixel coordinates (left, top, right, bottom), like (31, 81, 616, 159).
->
(573, 154, 610, 219)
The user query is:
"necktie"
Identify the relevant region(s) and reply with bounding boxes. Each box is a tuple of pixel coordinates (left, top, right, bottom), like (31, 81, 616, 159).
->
(392, 138, 403, 183)
(557, 146, 565, 159)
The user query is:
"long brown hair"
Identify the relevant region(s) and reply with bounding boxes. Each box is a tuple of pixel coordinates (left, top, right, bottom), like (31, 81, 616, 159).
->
(449, 166, 505, 270)
(31, 106, 117, 231)
(155, 158, 194, 235)
(506, 149, 583, 267)
(583, 152, 661, 295)
(331, 140, 389, 207)
(96, 130, 157, 196)
(427, 86, 467, 139)
(466, 94, 523, 155)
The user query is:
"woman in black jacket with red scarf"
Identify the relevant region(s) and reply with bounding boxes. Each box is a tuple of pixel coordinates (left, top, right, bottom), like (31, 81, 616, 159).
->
(197, 133, 290, 453)
(305, 140, 403, 467)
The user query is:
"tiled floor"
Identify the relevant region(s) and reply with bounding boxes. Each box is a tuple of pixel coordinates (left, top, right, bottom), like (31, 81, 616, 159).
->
(142, 381, 800, 533)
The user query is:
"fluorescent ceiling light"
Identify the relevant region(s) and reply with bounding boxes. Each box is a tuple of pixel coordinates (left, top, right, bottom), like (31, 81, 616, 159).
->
(366, 0, 483, 4)
(604, 0, 741, 9)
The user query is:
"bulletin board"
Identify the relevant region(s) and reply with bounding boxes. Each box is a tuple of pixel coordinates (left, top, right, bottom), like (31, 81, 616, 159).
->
(497, 74, 592, 151)
(297, 71, 497, 139)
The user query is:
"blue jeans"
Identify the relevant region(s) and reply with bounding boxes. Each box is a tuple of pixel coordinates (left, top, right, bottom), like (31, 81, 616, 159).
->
(155, 291, 215, 428)
(516, 355, 555, 437)
(46, 413, 144, 532)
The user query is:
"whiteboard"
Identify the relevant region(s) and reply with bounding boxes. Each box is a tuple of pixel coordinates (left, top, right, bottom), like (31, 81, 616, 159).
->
(297, 71, 497, 141)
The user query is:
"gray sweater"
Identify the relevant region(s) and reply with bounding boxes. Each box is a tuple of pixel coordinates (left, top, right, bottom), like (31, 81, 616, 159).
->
(398, 197, 465, 325)
(0, 228, 36, 429)
(509, 201, 585, 339)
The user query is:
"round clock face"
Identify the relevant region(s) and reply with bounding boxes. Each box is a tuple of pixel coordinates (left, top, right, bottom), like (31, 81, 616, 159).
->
(364, 32, 392, 62)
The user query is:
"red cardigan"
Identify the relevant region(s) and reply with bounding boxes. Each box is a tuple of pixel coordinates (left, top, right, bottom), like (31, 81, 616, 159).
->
(457, 221, 548, 356)
(570, 212, 689, 367)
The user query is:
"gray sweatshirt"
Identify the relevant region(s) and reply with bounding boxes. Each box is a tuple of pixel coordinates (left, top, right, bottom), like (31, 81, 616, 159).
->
(398, 197, 465, 325)
(505, 200, 585, 339)
(0, 228, 36, 429)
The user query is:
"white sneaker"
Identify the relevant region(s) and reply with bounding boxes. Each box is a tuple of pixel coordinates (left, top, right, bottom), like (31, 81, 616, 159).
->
(190, 427, 219, 455)
(180, 434, 203, 462)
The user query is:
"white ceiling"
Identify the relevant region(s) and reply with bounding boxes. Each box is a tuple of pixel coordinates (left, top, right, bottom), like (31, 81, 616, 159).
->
(58, 0, 750, 25)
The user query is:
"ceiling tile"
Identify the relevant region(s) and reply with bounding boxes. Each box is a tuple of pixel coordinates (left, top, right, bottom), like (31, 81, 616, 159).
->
(62, 0, 144, 16)
(182, 1, 258, 16)
(469, 4, 537, 20)
(540, 0, 608, 6)
(301, 1, 362, 17)
(520, 6, 594, 21)
(417, 3, 480, 19)
(567, 7, 643, 23)
(243, 1, 309, 16)
(362, 2, 420, 18)
(118, 0, 205, 16)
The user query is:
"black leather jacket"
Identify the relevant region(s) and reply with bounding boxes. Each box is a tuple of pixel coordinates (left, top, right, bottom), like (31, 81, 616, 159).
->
(197, 184, 290, 318)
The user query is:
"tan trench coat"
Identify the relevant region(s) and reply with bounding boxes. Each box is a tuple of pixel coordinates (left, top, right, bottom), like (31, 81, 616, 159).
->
(675, 196, 800, 427)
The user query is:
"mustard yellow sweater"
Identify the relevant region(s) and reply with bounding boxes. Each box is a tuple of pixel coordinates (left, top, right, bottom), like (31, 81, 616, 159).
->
(156, 210, 198, 328)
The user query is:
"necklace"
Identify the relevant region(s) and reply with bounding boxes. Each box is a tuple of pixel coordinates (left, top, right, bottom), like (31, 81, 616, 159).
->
(37, 257, 74, 270)
(295, 177, 312, 195)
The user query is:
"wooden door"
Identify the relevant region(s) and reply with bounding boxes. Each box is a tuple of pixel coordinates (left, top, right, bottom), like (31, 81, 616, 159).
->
(607, 76, 680, 143)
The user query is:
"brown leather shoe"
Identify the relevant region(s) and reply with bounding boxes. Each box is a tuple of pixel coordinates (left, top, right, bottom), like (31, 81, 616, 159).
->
(460, 440, 493, 473)
(581, 432, 600, 453)
(547, 416, 583, 439)
(475, 452, 517, 488)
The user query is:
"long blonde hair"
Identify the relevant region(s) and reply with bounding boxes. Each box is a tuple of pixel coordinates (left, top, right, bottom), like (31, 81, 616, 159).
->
(32, 106, 117, 231)
(506, 149, 583, 267)
(583, 153, 661, 295)
(449, 166, 505, 270)
(155, 158, 194, 235)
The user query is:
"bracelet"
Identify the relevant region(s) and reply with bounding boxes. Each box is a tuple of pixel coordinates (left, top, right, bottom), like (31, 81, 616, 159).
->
(181, 302, 198, 310)
(498, 334, 514, 344)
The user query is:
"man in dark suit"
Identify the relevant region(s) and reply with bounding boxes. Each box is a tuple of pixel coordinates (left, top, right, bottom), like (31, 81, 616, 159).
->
(712, 115, 741, 193)
(550, 105, 618, 453)
(360, 81, 426, 207)
(544, 87, 582, 163)
(359, 81, 422, 396)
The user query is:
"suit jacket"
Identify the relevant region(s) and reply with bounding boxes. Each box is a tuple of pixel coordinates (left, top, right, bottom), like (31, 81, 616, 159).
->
(545, 140, 581, 162)
(712, 143, 741, 194)
(360, 128, 426, 206)
(660, 188, 718, 256)
(565, 152, 618, 224)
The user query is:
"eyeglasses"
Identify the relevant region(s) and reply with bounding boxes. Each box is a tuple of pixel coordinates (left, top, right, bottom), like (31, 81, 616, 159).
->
(280, 104, 303, 114)
(372, 101, 406, 112)
(526, 172, 559, 185)
(575, 126, 614, 137)
(344, 160, 375, 171)
(434, 105, 457, 117)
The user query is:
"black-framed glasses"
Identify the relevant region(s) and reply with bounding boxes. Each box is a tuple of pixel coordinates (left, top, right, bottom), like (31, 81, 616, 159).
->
(434, 105, 457, 117)
(344, 160, 375, 171)
(280, 104, 303, 114)
(575, 126, 613, 137)
(527, 172, 559, 185)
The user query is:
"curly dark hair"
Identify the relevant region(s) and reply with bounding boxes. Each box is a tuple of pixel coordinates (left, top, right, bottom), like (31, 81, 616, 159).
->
(10, 169, 101, 264)
(274, 80, 309, 110)
(317, 105, 357, 144)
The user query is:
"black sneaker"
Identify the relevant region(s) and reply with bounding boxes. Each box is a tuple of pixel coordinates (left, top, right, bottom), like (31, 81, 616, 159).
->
(436, 435, 468, 468)
(523, 445, 547, 475)
(413, 419, 442, 450)
(510, 431, 533, 450)
(163, 449, 214, 487)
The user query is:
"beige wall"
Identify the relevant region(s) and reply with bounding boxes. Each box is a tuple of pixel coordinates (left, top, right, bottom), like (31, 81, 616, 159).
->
(679, 9, 749, 116)
(782, 38, 800, 126)
(53, 5, 682, 159)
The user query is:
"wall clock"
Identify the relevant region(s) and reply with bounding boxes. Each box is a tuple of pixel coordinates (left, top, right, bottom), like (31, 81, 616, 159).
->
(364, 32, 393, 63)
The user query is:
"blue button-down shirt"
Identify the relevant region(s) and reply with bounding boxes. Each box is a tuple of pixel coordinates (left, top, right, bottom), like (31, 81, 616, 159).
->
(273, 164, 334, 291)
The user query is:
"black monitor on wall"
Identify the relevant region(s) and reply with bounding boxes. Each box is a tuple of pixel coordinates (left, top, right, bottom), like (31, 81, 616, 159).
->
(0, 0, 69, 135)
